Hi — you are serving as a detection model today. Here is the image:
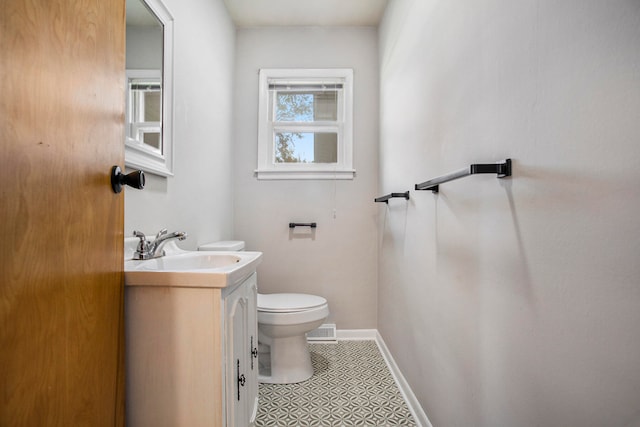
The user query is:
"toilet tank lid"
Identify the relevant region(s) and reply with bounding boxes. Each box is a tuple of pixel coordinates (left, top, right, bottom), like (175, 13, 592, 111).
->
(258, 293, 327, 312)
(198, 241, 245, 251)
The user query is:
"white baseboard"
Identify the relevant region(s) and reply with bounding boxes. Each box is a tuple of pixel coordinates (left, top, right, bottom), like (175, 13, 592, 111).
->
(334, 329, 432, 427)
(336, 329, 378, 340)
(374, 331, 433, 427)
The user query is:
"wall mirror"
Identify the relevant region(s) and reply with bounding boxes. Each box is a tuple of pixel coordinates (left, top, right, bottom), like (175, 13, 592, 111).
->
(125, 0, 174, 176)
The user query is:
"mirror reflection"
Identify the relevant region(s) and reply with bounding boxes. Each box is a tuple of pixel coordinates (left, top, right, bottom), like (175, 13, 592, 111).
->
(127, 71, 162, 150)
(125, 0, 174, 176)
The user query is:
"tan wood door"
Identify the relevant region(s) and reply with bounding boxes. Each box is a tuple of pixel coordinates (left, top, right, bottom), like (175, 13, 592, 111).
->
(1, 0, 126, 425)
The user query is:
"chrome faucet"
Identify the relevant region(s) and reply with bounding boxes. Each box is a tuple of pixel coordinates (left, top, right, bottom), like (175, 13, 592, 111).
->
(132, 229, 188, 260)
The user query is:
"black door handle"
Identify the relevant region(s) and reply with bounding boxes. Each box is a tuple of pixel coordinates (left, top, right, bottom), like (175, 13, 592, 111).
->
(111, 165, 145, 193)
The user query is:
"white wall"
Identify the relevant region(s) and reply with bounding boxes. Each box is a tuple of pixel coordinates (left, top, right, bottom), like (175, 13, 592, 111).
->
(378, 1, 640, 426)
(233, 27, 379, 328)
(125, 0, 235, 250)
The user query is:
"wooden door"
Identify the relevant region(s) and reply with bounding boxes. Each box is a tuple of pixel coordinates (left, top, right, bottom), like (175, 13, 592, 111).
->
(1, 0, 126, 425)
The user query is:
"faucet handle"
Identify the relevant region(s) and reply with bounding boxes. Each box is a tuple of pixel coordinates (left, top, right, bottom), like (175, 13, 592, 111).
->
(132, 231, 152, 259)
(133, 230, 148, 250)
(133, 230, 146, 240)
(155, 228, 168, 240)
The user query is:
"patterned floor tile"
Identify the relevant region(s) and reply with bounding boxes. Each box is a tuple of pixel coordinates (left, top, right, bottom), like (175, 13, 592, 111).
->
(255, 340, 416, 426)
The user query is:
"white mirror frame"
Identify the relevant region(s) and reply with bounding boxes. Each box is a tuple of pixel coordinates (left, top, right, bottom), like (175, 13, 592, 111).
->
(125, 0, 174, 177)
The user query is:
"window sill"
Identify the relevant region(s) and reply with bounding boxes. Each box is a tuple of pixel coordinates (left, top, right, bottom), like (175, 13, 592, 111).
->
(255, 169, 355, 180)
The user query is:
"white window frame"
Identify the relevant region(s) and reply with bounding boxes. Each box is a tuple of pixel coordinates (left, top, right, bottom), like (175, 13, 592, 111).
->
(256, 68, 355, 180)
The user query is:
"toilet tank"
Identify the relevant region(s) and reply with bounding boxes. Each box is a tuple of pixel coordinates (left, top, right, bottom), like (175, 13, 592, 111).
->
(198, 241, 245, 251)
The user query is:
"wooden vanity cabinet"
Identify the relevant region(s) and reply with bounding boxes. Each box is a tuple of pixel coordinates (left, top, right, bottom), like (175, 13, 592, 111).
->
(125, 272, 259, 427)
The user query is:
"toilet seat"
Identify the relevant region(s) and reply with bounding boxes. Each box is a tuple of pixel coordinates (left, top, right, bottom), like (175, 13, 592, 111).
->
(258, 293, 327, 313)
(257, 304, 329, 327)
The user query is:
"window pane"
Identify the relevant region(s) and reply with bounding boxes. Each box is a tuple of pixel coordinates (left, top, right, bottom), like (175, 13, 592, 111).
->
(143, 132, 161, 149)
(129, 80, 162, 122)
(275, 91, 337, 122)
(313, 92, 338, 121)
(274, 132, 337, 163)
(143, 91, 161, 122)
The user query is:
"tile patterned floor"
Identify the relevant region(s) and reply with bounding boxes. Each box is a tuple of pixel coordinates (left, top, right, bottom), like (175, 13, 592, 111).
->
(255, 340, 417, 426)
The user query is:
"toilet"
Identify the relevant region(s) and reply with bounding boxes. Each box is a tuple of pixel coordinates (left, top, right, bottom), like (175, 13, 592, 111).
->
(256, 292, 329, 384)
(198, 241, 329, 384)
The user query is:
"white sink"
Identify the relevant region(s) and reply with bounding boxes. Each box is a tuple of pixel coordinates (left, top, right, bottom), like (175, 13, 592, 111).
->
(130, 252, 242, 271)
(125, 246, 262, 288)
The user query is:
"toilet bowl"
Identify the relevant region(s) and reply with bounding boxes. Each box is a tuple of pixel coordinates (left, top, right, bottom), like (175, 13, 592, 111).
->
(198, 241, 330, 384)
(257, 293, 329, 384)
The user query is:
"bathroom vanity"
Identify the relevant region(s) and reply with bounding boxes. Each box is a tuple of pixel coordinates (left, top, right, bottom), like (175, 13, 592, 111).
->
(124, 249, 262, 427)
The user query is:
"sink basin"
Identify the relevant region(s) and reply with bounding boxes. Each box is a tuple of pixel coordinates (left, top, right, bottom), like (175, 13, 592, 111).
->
(125, 249, 262, 288)
(131, 253, 242, 271)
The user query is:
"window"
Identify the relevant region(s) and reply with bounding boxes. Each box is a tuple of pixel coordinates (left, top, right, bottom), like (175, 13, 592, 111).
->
(256, 69, 354, 180)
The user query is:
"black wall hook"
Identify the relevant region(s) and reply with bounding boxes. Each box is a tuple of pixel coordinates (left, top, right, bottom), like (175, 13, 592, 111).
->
(375, 191, 410, 203)
(111, 166, 145, 194)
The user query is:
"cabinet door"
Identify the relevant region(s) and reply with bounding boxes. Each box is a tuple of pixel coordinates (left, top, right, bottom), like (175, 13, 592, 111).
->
(247, 276, 259, 424)
(225, 279, 250, 427)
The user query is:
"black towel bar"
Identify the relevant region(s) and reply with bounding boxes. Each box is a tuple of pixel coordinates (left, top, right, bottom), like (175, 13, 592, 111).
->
(415, 159, 511, 193)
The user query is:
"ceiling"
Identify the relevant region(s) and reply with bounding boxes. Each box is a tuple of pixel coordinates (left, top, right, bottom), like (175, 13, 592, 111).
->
(222, 0, 389, 27)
